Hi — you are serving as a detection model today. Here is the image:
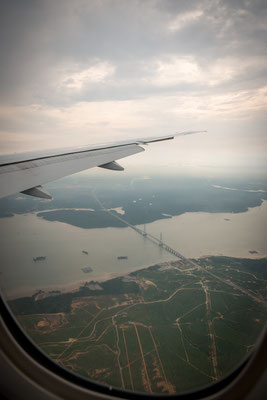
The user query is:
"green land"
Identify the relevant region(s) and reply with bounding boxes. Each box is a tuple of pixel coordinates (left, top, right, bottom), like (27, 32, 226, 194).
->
(9, 256, 267, 394)
(1, 174, 267, 225)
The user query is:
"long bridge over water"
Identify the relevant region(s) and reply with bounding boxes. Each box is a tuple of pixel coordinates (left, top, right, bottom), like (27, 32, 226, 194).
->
(92, 192, 266, 306)
(125, 222, 185, 261)
(93, 192, 185, 260)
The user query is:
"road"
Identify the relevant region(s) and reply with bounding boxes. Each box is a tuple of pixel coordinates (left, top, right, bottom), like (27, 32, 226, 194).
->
(93, 191, 266, 307)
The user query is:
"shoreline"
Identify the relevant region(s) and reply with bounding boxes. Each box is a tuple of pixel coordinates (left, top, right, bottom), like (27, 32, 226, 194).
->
(4, 261, 164, 300)
(5, 254, 267, 301)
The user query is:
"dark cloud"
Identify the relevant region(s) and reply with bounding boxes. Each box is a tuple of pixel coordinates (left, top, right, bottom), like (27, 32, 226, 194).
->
(0, 0, 266, 106)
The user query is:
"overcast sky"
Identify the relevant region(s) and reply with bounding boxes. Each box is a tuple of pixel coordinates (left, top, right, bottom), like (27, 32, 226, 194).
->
(0, 0, 266, 173)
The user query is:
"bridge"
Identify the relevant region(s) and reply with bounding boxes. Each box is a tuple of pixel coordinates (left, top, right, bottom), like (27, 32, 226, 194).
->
(92, 191, 266, 306)
(135, 226, 186, 260)
(93, 192, 185, 260)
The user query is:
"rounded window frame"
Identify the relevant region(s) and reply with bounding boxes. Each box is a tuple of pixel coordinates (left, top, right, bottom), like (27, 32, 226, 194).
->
(1, 294, 266, 400)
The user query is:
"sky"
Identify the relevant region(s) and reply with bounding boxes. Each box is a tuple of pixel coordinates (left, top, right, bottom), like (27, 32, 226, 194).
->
(0, 0, 267, 174)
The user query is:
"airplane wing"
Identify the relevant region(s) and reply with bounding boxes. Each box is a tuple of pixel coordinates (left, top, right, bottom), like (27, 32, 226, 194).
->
(0, 131, 205, 199)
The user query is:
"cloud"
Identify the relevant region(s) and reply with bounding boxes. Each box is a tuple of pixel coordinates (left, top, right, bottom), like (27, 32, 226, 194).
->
(168, 9, 204, 32)
(1, 0, 266, 103)
(0, 0, 266, 170)
(58, 61, 116, 91)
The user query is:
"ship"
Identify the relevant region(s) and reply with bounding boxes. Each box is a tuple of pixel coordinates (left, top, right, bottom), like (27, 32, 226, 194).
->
(33, 256, 46, 262)
(81, 266, 93, 273)
(117, 256, 128, 260)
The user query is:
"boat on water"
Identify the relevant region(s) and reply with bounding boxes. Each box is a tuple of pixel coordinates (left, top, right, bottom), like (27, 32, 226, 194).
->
(117, 256, 128, 260)
(81, 266, 93, 273)
(33, 256, 46, 262)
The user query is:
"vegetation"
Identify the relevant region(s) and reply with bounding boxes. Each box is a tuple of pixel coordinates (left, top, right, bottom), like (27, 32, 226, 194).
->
(1, 175, 267, 224)
(9, 256, 267, 394)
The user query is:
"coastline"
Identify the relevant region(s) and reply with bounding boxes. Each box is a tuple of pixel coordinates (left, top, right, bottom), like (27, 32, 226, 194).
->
(5, 254, 267, 301)
(1, 200, 267, 301)
(3, 261, 162, 300)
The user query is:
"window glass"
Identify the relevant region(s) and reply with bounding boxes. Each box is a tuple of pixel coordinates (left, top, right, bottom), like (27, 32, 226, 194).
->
(1, 0, 267, 395)
(1, 169, 266, 394)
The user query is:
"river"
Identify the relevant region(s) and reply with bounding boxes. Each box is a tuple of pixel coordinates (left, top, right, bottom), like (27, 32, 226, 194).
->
(0, 200, 266, 299)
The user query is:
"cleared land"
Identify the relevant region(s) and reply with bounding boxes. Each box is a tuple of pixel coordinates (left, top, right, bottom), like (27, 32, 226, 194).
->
(9, 256, 267, 394)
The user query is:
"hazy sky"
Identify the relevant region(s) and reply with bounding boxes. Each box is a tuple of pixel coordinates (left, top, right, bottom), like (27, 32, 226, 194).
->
(0, 0, 266, 172)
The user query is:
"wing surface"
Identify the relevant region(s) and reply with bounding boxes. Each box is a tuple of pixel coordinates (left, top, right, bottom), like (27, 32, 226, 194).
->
(0, 131, 205, 199)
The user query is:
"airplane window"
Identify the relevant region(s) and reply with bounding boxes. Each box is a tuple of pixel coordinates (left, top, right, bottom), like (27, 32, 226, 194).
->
(0, 169, 266, 396)
(1, 0, 267, 398)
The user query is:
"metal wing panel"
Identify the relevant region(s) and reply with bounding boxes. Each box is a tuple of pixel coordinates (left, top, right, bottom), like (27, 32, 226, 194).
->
(0, 130, 206, 199)
(0, 144, 144, 198)
(0, 131, 205, 166)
